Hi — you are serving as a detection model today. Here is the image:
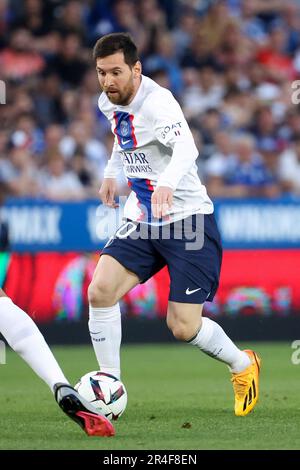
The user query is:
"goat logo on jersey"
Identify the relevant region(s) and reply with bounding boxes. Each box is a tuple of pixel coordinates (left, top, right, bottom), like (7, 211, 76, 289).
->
(161, 121, 182, 139)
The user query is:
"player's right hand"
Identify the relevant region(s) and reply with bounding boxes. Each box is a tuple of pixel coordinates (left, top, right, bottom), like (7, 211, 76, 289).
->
(99, 178, 119, 208)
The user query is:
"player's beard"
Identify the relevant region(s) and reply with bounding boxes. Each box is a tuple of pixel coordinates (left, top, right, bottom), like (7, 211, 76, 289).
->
(105, 75, 135, 106)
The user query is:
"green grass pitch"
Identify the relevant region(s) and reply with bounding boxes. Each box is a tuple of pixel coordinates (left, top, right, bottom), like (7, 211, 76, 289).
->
(0, 342, 299, 450)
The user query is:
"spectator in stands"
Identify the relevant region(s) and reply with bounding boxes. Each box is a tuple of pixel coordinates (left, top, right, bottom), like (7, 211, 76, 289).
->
(279, 134, 300, 195)
(32, 72, 64, 128)
(279, 108, 300, 142)
(51, 0, 88, 42)
(0, 145, 40, 197)
(0, 27, 45, 80)
(257, 137, 282, 198)
(48, 32, 89, 87)
(43, 123, 64, 159)
(256, 20, 296, 83)
(205, 130, 237, 197)
(197, 0, 231, 54)
(206, 133, 280, 198)
(250, 106, 281, 150)
(12, 0, 50, 37)
(171, 7, 198, 60)
(59, 120, 108, 181)
(0, 130, 9, 160)
(239, 0, 268, 46)
(71, 150, 100, 198)
(0, 0, 12, 45)
(216, 18, 256, 68)
(226, 134, 280, 198)
(182, 65, 224, 118)
(221, 88, 255, 129)
(1, 0, 300, 203)
(38, 152, 85, 201)
(144, 31, 183, 96)
(11, 113, 44, 156)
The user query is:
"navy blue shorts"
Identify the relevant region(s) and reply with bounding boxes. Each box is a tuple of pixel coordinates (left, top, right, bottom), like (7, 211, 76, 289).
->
(102, 213, 222, 304)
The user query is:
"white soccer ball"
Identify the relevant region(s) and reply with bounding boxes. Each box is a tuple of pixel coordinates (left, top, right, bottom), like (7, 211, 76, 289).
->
(74, 371, 127, 421)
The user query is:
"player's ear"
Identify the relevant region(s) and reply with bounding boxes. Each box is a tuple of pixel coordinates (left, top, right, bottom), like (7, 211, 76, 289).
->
(133, 61, 142, 77)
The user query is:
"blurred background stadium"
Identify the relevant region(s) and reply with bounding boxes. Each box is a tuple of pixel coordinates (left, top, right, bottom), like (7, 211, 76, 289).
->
(1, 0, 300, 342)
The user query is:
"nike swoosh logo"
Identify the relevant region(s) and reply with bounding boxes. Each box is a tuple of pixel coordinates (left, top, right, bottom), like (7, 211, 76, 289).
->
(121, 139, 131, 145)
(89, 331, 102, 335)
(186, 287, 202, 295)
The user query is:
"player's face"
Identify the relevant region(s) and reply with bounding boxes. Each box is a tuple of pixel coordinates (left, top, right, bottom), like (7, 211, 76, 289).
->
(96, 52, 142, 106)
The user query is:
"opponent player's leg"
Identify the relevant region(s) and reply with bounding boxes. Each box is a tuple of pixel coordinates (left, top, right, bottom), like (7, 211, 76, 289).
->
(0, 288, 114, 436)
(88, 254, 140, 379)
(166, 300, 261, 416)
(0, 288, 68, 390)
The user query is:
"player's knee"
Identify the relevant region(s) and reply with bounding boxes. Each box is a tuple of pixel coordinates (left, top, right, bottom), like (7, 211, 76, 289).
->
(168, 321, 194, 342)
(88, 280, 117, 307)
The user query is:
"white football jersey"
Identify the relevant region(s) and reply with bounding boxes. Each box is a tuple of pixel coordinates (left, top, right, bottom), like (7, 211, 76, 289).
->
(99, 75, 213, 224)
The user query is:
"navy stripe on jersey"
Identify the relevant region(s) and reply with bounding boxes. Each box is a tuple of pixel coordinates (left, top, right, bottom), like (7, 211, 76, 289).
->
(127, 177, 154, 222)
(113, 112, 137, 150)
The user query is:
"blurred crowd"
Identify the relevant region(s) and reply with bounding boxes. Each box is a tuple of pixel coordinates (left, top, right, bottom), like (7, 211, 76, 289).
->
(1, 0, 300, 203)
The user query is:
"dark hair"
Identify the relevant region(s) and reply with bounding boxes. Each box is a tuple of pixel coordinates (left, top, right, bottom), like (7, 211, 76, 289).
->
(93, 33, 139, 67)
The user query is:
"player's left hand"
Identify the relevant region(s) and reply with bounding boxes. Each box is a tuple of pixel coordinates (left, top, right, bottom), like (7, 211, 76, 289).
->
(151, 186, 173, 219)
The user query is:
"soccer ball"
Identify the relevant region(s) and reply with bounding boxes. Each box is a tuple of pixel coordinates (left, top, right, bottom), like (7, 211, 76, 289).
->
(74, 371, 127, 421)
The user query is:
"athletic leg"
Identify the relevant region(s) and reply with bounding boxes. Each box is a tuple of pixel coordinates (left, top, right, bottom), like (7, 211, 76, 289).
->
(0, 288, 114, 436)
(166, 301, 251, 371)
(0, 288, 68, 390)
(87, 254, 140, 379)
(166, 301, 261, 416)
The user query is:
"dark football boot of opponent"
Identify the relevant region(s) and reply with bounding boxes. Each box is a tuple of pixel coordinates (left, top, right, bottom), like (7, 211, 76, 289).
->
(54, 383, 115, 437)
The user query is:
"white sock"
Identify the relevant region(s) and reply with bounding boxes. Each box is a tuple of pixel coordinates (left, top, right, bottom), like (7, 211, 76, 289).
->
(188, 317, 251, 373)
(89, 303, 121, 380)
(0, 297, 69, 391)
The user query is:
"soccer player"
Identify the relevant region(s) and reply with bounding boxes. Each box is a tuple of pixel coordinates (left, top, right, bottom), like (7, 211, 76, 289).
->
(0, 288, 114, 436)
(89, 33, 261, 417)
